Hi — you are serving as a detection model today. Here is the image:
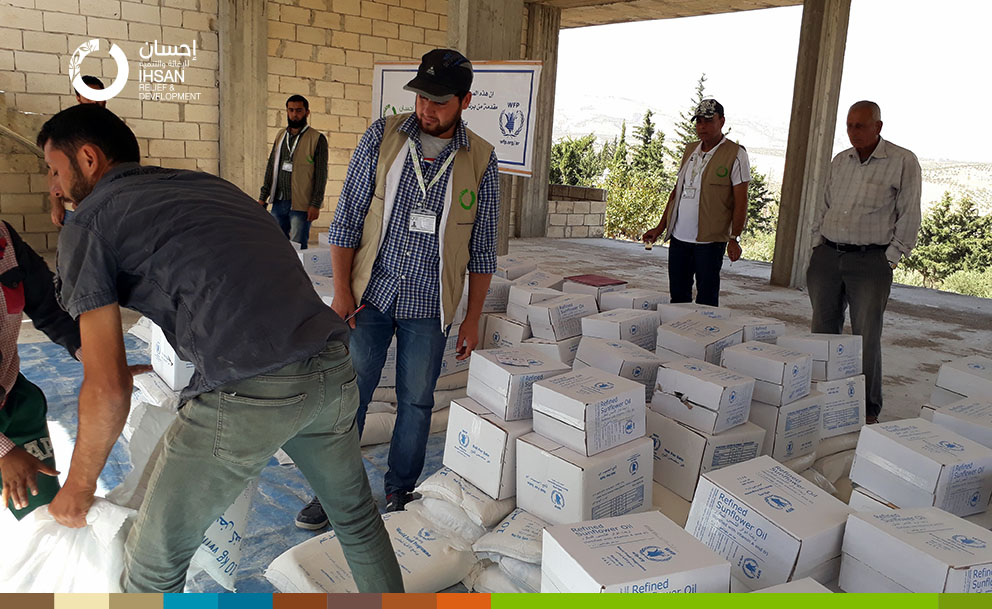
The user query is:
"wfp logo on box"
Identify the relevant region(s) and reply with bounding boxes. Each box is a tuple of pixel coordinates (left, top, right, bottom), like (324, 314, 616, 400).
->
(968, 362, 986, 371)
(836, 344, 845, 355)
(629, 325, 638, 335)
(792, 365, 800, 378)
(969, 491, 981, 507)
(652, 434, 660, 452)
(848, 383, 856, 397)
(745, 345, 761, 351)
(632, 366, 643, 378)
(764, 494, 794, 512)
(685, 364, 702, 372)
(639, 546, 676, 562)
(742, 557, 762, 580)
(952, 534, 987, 549)
(705, 325, 719, 333)
(595, 381, 615, 391)
(551, 489, 565, 510)
(458, 430, 470, 448)
(629, 459, 639, 475)
(417, 528, 437, 542)
(491, 331, 501, 343)
(729, 390, 737, 403)
(939, 440, 965, 451)
(624, 419, 635, 434)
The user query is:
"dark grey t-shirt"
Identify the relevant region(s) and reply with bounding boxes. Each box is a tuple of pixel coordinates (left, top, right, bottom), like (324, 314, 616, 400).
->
(56, 163, 349, 398)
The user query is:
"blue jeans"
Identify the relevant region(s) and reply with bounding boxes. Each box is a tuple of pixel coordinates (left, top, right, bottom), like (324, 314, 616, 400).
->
(270, 199, 312, 249)
(122, 341, 403, 593)
(350, 302, 448, 497)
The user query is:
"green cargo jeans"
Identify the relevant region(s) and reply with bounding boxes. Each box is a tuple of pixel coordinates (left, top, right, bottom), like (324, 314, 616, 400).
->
(122, 340, 403, 593)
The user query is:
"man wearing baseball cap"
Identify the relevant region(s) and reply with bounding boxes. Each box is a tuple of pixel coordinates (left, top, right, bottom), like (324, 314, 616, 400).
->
(642, 98, 750, 306)
(295, 49, 500, 529)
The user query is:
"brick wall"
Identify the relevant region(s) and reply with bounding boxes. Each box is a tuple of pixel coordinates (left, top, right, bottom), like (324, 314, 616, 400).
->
(0, 0, 221, 250)
(546, 185, 606, 238)
(265, 0, 449, 230)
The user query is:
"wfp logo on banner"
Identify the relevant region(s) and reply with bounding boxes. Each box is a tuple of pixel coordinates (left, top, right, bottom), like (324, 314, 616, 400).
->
(499, 109, 524, 137)
(69, 39, 129, 102)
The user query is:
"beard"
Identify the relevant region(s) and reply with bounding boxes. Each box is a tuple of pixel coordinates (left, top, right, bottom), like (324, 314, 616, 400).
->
(417, 107, 461, 137)
(64, 155, 96, 204)
(287, 116, 307, 130)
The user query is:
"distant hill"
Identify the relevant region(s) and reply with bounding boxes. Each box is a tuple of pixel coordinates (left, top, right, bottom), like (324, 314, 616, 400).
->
(554, 97, 992, 213)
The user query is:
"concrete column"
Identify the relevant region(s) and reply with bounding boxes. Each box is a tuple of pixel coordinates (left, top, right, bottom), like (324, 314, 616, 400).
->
(770, 0, 851, 287)
(518, 3, 561, 238)
(448, 0, 525, 255)
(218, 0, 268, 196)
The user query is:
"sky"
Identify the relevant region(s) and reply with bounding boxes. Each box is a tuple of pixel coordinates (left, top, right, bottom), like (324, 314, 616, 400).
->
(555, 0, 992, 162)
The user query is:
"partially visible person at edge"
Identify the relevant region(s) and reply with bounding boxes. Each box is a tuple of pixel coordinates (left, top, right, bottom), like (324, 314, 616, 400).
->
(258, 94, 329, 249)
(294, 48, 499, 531)
(50, 75, 107, 228)
(806, 100, 922, 425)
(37, 104, 403, 593)
(642, 98, 750, 307)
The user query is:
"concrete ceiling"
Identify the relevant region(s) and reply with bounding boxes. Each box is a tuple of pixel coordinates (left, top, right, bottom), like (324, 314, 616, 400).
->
(538, 0, 803, 28)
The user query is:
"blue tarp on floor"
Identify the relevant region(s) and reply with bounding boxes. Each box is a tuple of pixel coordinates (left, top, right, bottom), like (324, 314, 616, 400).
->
(18, 336, 449, 593)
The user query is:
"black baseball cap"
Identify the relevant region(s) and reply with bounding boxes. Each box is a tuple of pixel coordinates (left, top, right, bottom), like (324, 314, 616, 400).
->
(693, 98, 725, 120)
(403, 49, 473, 103)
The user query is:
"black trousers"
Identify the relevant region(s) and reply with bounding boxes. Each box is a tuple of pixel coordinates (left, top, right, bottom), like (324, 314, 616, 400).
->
(806, 244, 892, 418)
(668, 237, 728, 306)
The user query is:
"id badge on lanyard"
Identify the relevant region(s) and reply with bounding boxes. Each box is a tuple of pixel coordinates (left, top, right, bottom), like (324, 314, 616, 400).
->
(281, 127, 307, 173)
(407, 139, 455, 235)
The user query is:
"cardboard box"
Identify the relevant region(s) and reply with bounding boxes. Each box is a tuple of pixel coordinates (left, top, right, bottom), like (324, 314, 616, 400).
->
(541, 511, 730, 593)
(512, 269, 565, 290)
(651, 358, 755, 435)
(442, 398, 533, 500)
(496, 255, 538, 280)
(655, 302, 733, 324)
(150, 323, 195, 391)
(847, 485, 897, 512)
(734, 316, 788, 344)
(721, 342, 812, 403)
(931, 385, 968, 407)
(653, 482, 692, 527)
(516, 432, 652, 525)
(297, 248, 333, 277)
(647, 409, 765, 501)
(849, 418, 992, 517)
(685, 455, 854, 590)
(506, 285, 561, 323)
(754, 578, 833, 593)
(581, 308, 661, 352)
(483, 314, 532, 349)
(936, 356, 992, 398)
(562, 274, 628, 305)
(574, 337, 662, 401)
(528, 294, 599, 341)
(748, 393, 823, 461)
(532, 368, 646, 456)
(931, 399, 992, 449)
(466, 347, 570, 420)
(308, 274, 334, 307)
(840, 508, 992, 593)
(316, 231, 330, 246)
(777, 334, 862, 381)
(655, 345, 686, 363)
(468, 275, 512, 313)
(599, 288, 668, 312)
(920, 404, 936, 421)
(522, 335, 582, 366)
(813, 375, 866, 439)
(656, 314, 743, 365)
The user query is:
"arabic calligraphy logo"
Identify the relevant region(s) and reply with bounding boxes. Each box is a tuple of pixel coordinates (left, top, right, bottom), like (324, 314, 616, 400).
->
(499, 109, 524, 137)
(69, 39, 129, 102)
(459, 188, 476, 210)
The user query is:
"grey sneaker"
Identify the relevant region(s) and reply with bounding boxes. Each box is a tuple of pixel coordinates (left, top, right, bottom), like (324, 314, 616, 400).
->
(295, 496, 329, 530)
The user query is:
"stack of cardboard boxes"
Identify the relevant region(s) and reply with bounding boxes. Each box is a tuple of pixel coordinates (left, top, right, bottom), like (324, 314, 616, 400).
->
(928, 355, 992, 406)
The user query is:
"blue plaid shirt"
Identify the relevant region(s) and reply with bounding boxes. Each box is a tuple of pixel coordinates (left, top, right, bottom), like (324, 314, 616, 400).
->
(329, 114, 500, 319)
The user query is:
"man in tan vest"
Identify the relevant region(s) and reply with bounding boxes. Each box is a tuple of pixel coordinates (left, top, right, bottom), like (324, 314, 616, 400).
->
(294, 49, 500, 530)
(642, 99, 750, 306)
(258, 95, 328, 249)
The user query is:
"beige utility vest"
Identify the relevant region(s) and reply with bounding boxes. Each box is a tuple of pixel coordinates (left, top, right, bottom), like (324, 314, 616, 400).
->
(351, 113, 495, 326)
(664, 139, 741, 243)
(266, 126, 323, 212)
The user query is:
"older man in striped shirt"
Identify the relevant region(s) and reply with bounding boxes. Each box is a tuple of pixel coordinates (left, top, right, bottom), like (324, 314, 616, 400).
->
(807, 100, 922, 424)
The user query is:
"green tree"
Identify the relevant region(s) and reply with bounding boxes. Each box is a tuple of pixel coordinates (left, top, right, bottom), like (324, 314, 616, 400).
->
(549, 133, 602, 186)
(612, 120, 630, 176)
(631, 109, 669, 176)
(744, 167, 777, 236)
(668, 73, 707, 166)
(902, 193, 992, 287)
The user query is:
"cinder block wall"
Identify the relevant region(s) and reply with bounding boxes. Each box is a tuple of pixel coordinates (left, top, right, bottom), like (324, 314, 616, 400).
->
(546, 185, 607, 238)
(0, 0, 221, 250)
(264, 0, 449, 232)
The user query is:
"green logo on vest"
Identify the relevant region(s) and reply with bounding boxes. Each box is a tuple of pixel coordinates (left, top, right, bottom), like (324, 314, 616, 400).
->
(715, 165, 729, 178)
(307, 155, 314, 164)
(459, 189, 476, 210)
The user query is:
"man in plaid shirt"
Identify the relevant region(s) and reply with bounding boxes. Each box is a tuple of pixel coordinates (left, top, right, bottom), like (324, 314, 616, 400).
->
(295, 49, 500, 530)
(807, 100, 922, 425)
